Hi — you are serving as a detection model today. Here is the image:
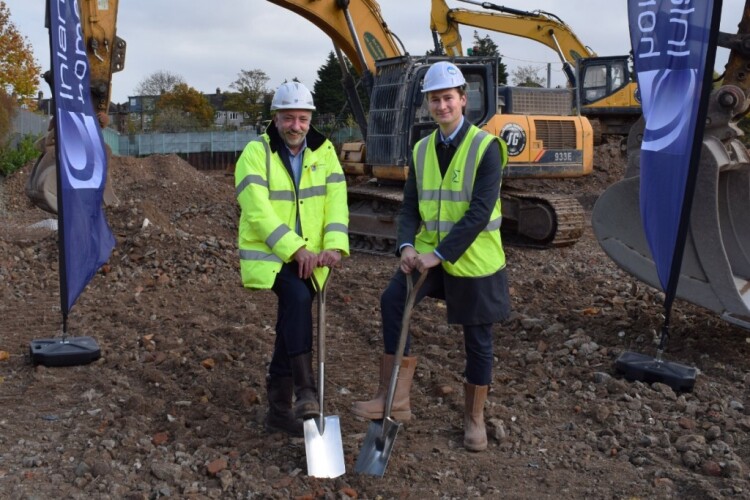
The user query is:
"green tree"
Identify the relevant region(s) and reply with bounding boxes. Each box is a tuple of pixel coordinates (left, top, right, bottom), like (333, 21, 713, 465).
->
(135, 70, 185, 96)
(224, 69, 270, 120)
(0, 2, 42, 104)
(468, 31, 508, 85)
(154, 83, 215, 131)
(312, 52, 369, 124)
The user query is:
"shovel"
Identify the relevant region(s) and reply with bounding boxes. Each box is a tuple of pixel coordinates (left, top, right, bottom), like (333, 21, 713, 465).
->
(303, 270, 346, 478)
(355, 270, 428, 476)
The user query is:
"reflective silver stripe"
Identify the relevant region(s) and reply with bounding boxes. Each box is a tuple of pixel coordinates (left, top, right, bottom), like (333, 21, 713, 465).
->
(269, 189, 295, 201)
(327, 172, 346, 183)
(235, 174, 268, 198)
(433, 190, 467, 202)
(299, 185, 326, 199)
(485, 216, 502, 231)
(462, 131, 490, 201)
(325, 222, 349, 235)
(424, 217, 502, 233)
(421, 189, 441, 201)
(239, 249, 282, 263)
(236, 138, 272, 197)
(266, 224, 291, 248)
(415, 137, 431, 197)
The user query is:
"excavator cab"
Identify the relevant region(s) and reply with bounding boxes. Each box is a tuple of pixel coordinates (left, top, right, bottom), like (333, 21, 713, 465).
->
(365, 55, 498, 181)
(578, 55, 640, 138)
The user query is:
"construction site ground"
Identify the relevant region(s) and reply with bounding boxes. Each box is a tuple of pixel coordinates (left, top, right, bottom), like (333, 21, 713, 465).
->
(1, 141, 750, 499)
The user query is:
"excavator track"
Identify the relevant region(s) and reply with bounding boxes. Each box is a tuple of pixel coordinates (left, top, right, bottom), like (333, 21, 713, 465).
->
(501, 190, 585, 248)
(345, 182, 585, 255)
(346, 182, 402, 255)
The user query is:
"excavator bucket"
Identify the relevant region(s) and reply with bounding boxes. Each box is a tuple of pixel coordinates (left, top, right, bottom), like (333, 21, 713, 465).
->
(592, 88, 750, 330)
(25, 126, 119, 215)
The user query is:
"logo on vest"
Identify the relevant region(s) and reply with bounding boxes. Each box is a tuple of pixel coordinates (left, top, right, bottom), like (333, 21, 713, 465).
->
(452, 170, 460, 183)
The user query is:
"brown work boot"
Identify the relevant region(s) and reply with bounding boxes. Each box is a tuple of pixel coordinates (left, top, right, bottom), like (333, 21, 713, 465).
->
(264, 375, 303, 437)
(352, 354, 416, 421)
(290, 352, 319, 420)
(464, 382, 488, 452)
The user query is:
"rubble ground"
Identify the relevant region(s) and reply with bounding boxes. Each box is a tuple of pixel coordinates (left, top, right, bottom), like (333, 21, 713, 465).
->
(1, 143, 750, 499)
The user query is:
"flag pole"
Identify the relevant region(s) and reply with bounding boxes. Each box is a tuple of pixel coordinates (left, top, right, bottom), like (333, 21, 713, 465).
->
(29, 0, 113, 367)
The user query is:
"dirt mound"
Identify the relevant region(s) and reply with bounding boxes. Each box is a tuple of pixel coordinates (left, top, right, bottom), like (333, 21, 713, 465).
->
(1, 150, 750, 499)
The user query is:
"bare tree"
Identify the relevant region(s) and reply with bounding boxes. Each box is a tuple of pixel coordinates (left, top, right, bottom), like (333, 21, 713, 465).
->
(224, 69, 270, 120)
(134, 70, 186, 96)
(511, 65, 546, 88)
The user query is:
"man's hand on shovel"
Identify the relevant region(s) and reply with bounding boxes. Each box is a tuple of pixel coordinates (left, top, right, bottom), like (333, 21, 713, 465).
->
(318, 249, 342, 268)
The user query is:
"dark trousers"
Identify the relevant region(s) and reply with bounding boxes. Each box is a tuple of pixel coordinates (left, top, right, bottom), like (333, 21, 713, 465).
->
(268, 262, 315, 378)
(381, 270, 494, 386)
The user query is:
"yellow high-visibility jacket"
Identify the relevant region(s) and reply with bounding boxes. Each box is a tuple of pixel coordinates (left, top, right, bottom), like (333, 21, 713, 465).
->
(235, 126, 349, 289)
(413, 126, 506, 277)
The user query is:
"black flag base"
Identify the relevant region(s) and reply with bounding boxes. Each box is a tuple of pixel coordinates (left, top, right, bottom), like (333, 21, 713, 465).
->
(614, 350, 697, 392)
(29, 337, 101, 367)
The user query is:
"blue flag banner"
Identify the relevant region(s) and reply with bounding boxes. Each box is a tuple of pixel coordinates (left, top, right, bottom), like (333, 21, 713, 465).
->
(49, 0, 115, 314)
(628, 0, 721, 294)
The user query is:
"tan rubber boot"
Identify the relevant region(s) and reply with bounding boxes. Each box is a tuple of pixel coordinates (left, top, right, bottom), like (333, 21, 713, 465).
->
(464, 382, 488, 452)
(352, 354, 417, 421)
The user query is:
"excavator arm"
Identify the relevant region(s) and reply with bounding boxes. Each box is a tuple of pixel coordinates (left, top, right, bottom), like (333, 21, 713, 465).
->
(430, 0, 593, 66)
(79, 0, 126, 117)
(26, 0, 125, 214)
(266, 0, 404, 78)
(431, 0, 640, 139)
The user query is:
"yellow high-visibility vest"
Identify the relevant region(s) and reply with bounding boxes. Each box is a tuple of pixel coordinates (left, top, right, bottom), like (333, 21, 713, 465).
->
(413, 126, 507, 277)
(235, 135, 349, 289)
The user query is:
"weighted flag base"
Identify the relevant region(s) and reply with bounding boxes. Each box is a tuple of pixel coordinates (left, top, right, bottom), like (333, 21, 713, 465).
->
(29, 337, 101, 367)
(615, 351, 696, 392)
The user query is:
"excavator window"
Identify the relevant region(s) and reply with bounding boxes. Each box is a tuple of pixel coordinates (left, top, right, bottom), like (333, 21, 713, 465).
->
(581, 59, 631, 105)
(582, 64, 608, 103)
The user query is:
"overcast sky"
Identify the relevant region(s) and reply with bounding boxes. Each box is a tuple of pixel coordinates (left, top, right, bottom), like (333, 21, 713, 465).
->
(6, 0, 747, 104)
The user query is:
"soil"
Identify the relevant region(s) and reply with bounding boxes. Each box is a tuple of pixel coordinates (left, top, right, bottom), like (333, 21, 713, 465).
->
(1, 142, 750, 499)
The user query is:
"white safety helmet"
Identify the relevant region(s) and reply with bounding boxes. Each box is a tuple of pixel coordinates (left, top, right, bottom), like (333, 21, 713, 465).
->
(270, 81, 316, 111)
(421, 61, 466, 93)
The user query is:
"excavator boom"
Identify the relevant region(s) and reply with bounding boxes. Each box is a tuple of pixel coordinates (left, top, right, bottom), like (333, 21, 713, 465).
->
(430, 0, 593, 62)
(266, 0, 404, 77)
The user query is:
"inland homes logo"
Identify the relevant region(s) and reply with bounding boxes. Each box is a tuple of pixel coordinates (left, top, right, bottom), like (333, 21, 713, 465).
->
(53, 0, 105, 190)
(631, 0, 699, 154)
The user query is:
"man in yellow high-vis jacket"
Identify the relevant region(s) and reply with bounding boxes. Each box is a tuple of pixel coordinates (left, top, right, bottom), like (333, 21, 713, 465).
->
(353, 62, 511, 452)
(235, 82, 349, 437)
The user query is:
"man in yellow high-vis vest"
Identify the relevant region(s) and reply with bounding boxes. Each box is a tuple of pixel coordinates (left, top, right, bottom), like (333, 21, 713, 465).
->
(353, 62, 510, 452)
(235, 82, 349, 437)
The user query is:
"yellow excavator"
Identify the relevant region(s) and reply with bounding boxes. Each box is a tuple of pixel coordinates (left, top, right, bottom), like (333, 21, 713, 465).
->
(592, 3, 750, 329)
(25, 0, 125, 214)
(430, 0, 641, 142)
(270, 0, 593, 250)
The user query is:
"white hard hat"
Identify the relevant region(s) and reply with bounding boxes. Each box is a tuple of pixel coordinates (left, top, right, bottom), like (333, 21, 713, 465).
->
(421, 61, 466, 93)
(271, 81, 316, 111)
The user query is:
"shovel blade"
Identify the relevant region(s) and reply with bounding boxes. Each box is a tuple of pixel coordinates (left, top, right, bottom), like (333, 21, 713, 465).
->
(354, 417, 401, 476)
(303, 416, 345, 478)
